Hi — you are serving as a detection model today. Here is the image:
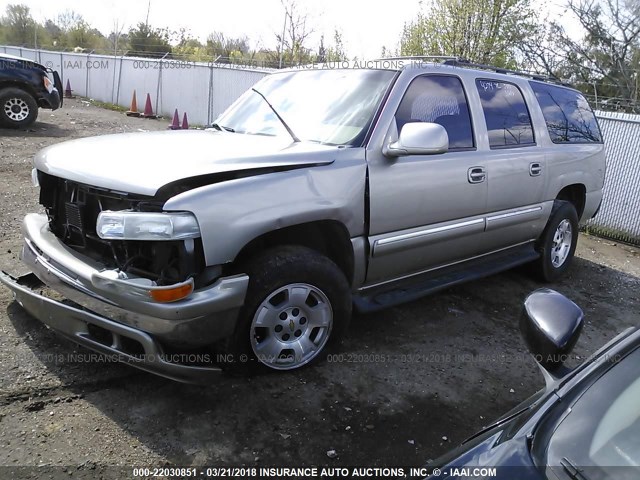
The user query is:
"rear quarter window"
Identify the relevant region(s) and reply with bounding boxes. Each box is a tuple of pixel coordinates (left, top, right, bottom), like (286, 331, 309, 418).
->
(529, 82, 603, 144)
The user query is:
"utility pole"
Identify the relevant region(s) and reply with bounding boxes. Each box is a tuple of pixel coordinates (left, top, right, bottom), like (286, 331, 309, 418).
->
(278, 1, 287, 69)
(145, 0, 151, 27)
(113, 20, 120, 56)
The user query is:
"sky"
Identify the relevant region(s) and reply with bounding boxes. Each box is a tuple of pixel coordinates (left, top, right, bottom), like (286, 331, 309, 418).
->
(1, 0, 581, 59)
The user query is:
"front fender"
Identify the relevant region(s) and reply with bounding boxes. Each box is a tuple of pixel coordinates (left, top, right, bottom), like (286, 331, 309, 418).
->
(163, 149, 367, 267)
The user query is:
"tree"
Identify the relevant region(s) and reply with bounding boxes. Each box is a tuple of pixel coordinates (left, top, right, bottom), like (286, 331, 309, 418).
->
(206, 31, 251, 62)
(523, 0, 640, 104)
(325, 29, 347, 62)
(42, 11, 108, 50)
(55, 10, 84, 32)
(316, 30, 347, 63)
(1, 4, 37, 46)
(107, 19, 129, 56)
(400, 0, 538, 67)
(127, 22, 171, 57)
(68, 23, 106, 50)
(171, 28, 205, 60)
(275, 0, 314, 66)
(44, 19, 63, 47)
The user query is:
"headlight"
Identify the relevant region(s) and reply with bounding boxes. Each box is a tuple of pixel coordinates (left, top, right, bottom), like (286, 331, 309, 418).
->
(96, 211, 200, 241)
(43, 75, 54, 93)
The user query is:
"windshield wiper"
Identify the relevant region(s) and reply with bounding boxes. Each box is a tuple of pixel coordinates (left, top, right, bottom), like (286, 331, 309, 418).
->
(209, 123, 235, 132)
(251, 88, 300, 143)
(560, 457, 591, 480)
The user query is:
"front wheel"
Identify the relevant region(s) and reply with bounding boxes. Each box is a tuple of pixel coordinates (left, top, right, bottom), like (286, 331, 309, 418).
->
(533, 200, 579, 282)
(0, 88, 39, 128)
(226, 246, 351, 373)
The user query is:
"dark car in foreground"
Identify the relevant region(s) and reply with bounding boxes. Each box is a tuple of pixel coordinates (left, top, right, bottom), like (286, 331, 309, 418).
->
(429, 289, 639, 480)
(0, 53, 62, 128)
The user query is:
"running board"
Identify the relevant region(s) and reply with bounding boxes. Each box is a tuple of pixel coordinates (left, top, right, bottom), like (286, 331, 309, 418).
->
(353, 245, 540, 313)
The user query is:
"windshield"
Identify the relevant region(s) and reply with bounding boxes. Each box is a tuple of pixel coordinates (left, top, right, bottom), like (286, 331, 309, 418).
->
(544, 347, 640, 479)
(214, 69, 396, 146)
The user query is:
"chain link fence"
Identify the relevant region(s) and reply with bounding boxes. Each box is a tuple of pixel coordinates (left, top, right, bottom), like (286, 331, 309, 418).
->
(586, 111, 640, 245)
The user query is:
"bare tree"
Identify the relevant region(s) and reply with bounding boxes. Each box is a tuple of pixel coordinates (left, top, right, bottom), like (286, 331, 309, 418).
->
(55, 10, 84, 32)
(206, 32, 251, 63)
(275, 0, 314, 66)
(522, 0, 640, 101)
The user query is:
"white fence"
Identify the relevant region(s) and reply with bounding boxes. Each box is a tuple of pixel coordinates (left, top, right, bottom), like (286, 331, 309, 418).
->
(3, 46, 639, 244)
(1, 46, 271, 126)
(588, 111, 640, 245)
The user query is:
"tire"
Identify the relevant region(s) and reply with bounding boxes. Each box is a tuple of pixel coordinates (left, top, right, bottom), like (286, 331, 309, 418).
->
(533, 200, 579, 282)
(225, 246, 351, 374)
(0, 87, 39, 128)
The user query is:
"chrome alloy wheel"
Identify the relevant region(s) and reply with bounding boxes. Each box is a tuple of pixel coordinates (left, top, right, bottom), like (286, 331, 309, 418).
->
(551, 219, 573, 268)
(4, 97, 30, 121)
(250, 283, 333, 370)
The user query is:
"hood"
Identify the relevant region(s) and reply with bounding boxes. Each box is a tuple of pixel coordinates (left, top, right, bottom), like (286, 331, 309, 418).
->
(435, 432, 543, 479)
(0, 53, 45, 70)
(34, 130, 338, 196)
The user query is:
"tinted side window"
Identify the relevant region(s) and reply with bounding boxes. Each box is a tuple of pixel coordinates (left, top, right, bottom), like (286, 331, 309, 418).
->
(476, 79, 535, 148)
(396, 75, 474, 149)
(530, 82, 602, 143)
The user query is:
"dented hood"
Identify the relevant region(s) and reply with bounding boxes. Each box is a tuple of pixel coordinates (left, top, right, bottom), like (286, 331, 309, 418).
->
(34, 130, 338, 196)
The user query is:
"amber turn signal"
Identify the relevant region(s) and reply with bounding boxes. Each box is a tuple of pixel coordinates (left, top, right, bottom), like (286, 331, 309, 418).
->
(149, 283, 193, 303)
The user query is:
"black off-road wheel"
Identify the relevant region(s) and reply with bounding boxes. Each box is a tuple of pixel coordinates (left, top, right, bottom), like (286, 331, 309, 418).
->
(0, 87, 39, 128)
(224, 246, 351, 374)
(533, 200, 579, 282)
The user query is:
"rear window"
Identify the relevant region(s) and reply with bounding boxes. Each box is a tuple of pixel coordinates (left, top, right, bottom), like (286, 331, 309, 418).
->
(530, 82, 602, 143)
(476, 79, 535, 148)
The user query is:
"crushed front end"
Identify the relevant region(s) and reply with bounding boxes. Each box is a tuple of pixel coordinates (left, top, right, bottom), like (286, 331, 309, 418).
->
(0, 171, 249, 383)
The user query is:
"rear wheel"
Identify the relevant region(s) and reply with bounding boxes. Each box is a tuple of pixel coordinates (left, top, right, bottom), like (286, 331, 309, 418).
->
(533, 200, 579, 282)
(0, 87, 38, 128)
(226, 246, 351, 373)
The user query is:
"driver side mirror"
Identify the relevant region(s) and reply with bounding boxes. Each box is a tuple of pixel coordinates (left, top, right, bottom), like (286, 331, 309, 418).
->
(384, 122, 449, 157)
(520, 289, 584, 373)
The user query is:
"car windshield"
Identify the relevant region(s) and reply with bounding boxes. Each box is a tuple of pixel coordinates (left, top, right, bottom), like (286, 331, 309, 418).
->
(214, 69, 396, 146)
(545, 347, 640, 479)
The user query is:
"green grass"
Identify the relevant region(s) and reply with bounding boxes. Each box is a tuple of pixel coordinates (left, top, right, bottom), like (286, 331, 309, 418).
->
(85, 98, 128, 113)
(81, 97, 211, 127)
(582, 224, 640, 246)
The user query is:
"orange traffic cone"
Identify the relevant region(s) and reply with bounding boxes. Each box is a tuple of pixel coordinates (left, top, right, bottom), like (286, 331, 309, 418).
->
(126, 90, 140, 117)
(142, 93, 157, 119)
(168, 109, 180, 130)
(181, 112, 189, 130)
(64, 79, 74, 99)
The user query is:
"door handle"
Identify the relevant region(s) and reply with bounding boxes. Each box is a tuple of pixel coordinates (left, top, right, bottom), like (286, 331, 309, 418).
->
(468, 166, 486, 184)
(530, 162, 543, 176)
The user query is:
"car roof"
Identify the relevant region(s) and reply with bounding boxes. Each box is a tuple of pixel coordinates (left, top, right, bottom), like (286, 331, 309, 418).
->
(283, 57, 574, 90)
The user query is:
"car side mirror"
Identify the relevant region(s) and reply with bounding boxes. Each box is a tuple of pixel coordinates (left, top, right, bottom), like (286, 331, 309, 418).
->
(520, 289, 584, 373)
(384, 122, 449, 157)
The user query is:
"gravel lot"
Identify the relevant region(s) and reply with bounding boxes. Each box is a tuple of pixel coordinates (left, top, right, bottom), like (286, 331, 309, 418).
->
(1, 99, 639, 478)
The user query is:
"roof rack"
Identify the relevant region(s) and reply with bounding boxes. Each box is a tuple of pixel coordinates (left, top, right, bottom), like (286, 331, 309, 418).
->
(374, 55, 459, 62)
(442, 58, 569, 86)
(374, 56, 568, 86)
